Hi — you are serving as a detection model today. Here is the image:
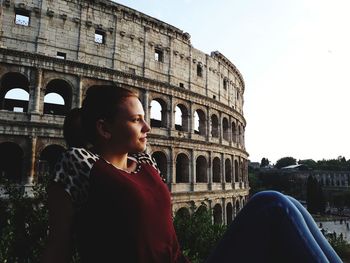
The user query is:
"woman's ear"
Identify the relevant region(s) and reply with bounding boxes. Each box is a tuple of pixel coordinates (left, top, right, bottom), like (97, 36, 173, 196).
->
(96, 119, 111, 140)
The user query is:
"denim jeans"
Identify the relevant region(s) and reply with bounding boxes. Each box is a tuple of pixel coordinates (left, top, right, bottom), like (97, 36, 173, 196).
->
(205, 191, 342, 263)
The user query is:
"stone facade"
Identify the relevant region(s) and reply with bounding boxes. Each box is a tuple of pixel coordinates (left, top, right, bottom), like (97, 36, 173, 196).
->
(0, 0, 249, 225)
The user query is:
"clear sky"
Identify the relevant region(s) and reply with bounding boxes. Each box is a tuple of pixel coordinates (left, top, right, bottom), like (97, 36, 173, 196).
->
(114, 0, 350, 164)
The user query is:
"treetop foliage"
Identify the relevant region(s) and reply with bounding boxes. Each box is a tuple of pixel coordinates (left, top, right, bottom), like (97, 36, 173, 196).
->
(275, 157, 297, 169)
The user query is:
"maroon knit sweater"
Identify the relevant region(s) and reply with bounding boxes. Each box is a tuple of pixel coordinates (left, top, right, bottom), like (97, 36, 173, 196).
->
(75, 159, 189, 263)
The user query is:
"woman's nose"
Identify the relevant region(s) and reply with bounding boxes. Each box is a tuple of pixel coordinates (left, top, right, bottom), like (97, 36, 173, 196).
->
(142, 120, 151, 132)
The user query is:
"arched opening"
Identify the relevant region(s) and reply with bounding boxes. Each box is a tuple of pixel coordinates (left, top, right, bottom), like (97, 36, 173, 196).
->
(44, 79, 72, 115)
(0, 142, 23, 182)
(222, 117, 229, 141)
(176, 153, 190, 183)
(234, 160, 239, 182)
(196, 155, 208, 183)
(193, 109, 206, 136)
(39, 145, 65, 177)
(175, 207, 190, 220)
(213, 204, 222, 225)
(226, 203, 233, 224)
(211, 114, 219, 138)
(0, 72, 30, 112)
(238, 125, 242, 145)
(150, 99, 166, 128)
(175, 104, 189, 132)
(231, 122, 236, 143)
(212, 157, 221, 183)
(235, 201, 240, 216)
(196, 205, 207, 216)
(152, 151, 167, 181)
(225, 158, 232, 183)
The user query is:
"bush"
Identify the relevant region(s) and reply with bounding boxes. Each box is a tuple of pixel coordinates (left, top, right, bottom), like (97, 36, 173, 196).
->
(0, 177, 49, 263)
(325, 231, 350, 259)
(173, 204, 227, 263)
(0, 177, 82, 263)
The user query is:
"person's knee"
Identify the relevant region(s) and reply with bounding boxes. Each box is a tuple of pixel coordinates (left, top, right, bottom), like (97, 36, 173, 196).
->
(250, 190, 289, 206)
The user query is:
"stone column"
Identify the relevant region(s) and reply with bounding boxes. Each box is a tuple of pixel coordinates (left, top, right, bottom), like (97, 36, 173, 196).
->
(206, 106, 210, 141)
(168, 96, 174, 136)
(32, 68, 42, 114)
(189, 102, 193, 139)
(143, 90, 150, 124)
(221, 153, 225, 187)
(28, 136, 37, 184)
(169, 148, 175, 184)
(191, 149, 196, 191)
(77, 76, 83, 108)
(208, 151, 213, 190)
(222, 198, 227, 225)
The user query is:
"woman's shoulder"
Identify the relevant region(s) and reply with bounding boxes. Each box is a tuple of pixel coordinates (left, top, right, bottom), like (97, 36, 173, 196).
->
(130, 152, 165, 181)
(52, 147, 100, 208)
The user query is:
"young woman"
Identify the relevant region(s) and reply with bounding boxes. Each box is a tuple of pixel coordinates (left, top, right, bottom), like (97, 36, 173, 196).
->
(42, 85, 342, 263)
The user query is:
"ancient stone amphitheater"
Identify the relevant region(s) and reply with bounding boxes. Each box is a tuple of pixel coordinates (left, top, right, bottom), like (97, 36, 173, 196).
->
(0, 0, 249, 224)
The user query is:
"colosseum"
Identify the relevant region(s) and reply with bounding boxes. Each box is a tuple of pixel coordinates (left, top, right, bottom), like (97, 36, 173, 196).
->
(0, 0, 249, 225)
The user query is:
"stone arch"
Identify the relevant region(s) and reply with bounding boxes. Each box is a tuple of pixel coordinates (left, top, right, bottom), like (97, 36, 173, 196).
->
(38, 144, 65, 177)
(176, 153, 190, 183)
(234, 159, 239, 182)
(231, 121, 236, 143)
(0, 141, 24, 182)
(44, 79, 72, 115)
(0, 72, 30, 112)
(196, 155, 208, 183)
(175, 207, 190, 220)
(152, 151, 167, 181)
(225, 158, 232, 182)
(196, 204, 208, 215)
(235, 200, 240, 216)
(213, 203, 223, 225)
(193, 108, 206, 136)
(226, 202, 233, 224)
(222, 117, 229, 141)
(240, 160, 244, 182)
(175, 104, 189, 132)
(238, 125, 242, 145)
(212, 157, 221, 183)
(211, 114, 219, 138)
(150, 98, 167, 128)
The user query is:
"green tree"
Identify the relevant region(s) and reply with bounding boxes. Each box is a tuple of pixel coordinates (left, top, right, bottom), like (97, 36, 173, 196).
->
(275, 157, 297, 169)
(260, 158, 270, 167)
(306, 175, 325, 214)
(298, 159, 317, 170)
(173, 205, 227, 263)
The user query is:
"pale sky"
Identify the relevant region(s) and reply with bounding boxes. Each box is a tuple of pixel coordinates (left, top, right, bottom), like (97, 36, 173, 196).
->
(116, 0, 350, 163)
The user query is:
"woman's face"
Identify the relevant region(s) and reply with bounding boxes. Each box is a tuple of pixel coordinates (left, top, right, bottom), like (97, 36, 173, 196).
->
(107, 96, 151, 154)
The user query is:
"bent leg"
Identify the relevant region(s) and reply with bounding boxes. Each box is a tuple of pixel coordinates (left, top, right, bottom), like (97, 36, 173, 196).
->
(205, 191, 341, 263)
(286, 196, 342, 263)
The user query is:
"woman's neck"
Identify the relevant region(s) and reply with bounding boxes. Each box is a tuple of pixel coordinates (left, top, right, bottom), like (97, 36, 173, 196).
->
(94, 145, 129, 170)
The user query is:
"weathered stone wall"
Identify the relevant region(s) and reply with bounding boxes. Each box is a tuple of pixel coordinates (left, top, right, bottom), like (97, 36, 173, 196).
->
(0, 0, 248, 223)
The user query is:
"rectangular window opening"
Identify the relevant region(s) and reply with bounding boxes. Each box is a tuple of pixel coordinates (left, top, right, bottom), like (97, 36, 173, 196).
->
(15, 10, 30, 26)
(95, 29, 105, 44)
(179, 82, 184, 88)
(129, 68, 136, 74)
(197, 65, 203, 77)
(155, 48, 163, 62)
(223, 79, 228, 90)
(56, 52, 66, 59)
